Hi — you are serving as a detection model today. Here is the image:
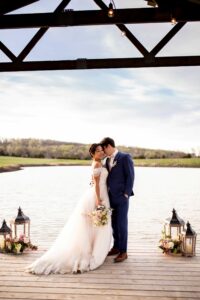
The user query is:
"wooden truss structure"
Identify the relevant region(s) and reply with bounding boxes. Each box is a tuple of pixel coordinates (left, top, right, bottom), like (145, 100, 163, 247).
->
(0, 0, 200, 71)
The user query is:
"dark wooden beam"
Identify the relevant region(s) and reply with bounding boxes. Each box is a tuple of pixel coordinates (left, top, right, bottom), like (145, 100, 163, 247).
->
(16, 0, 72, 62)
(0, 56, 200, 72)
(0, 1, 199, 71)
(150, 22, 186, 56)
(93, 0, 150, 57)
(116, 24, 149, 57)
(0, 41, 16, 61)
(0, 0, 39, 15)
(0, 8, 199, 30)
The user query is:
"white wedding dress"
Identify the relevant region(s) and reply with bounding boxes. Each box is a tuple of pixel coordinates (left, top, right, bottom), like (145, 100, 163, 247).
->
(26, 166, 112, 274)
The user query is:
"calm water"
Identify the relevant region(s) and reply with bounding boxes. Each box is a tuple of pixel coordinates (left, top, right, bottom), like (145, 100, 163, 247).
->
(0, 166, 200, 246)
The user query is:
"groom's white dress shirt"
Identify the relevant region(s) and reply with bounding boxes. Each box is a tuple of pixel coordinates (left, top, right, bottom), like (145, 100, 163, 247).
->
(109, 149, 118, 170)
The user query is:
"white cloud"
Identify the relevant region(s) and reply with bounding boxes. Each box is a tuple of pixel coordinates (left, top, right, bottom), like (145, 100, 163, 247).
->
(0, 66, 200, 153)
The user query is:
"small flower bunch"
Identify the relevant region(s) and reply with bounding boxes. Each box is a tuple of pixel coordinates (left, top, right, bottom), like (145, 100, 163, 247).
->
(112, 161, 117, 168)
(89, 205, 112, 227)
(159, 232, 182, 254)
(2, 234, 37, 254)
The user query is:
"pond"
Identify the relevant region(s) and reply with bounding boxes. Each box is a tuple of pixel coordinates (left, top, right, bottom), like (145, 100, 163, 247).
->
(0, 166, 199, 246)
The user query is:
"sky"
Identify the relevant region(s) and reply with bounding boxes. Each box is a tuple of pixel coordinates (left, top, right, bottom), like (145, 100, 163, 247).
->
(0, 0, 200, 153)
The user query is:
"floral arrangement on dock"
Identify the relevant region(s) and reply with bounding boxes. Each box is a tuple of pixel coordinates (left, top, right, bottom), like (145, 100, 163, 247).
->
(2, 234, 37, 254)
(159, 209, 197, 257)
(0, 208, 38, 255)
(159, 232, 182, 255)
(89, 205, 112, 227)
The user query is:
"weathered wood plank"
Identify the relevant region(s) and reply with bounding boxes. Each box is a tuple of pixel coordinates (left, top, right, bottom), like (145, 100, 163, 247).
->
(1, 280, 200, 292)
(0, 286, 200, 298)
(1, 269, 200, 276)
(0, 293, 198, 300)
(1, 277, 200, 286)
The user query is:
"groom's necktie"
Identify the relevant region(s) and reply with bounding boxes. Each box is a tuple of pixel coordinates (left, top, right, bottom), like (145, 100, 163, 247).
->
(107, 157, 111, 171)
(108, 155, 114, 171)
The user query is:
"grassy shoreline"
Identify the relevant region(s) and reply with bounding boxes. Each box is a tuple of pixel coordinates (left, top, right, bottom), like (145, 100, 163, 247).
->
(0, 156, 90, 173)
(0, 156, 200, 173)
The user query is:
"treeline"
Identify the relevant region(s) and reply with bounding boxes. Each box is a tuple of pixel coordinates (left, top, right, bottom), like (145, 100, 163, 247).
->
(0, 138, 192, 160)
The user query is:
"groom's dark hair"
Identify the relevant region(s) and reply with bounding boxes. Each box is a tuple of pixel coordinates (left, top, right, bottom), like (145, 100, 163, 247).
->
(100, 137, 115, 148)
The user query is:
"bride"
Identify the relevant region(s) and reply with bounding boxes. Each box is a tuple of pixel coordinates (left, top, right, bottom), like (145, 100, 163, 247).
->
(26, 143, 112, 274)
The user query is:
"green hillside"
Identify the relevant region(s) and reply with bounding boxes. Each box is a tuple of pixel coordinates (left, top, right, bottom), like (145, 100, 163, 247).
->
(0, 138, 192, 160)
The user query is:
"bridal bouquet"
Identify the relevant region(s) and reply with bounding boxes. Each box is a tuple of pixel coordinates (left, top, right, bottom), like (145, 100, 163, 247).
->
(89, 205, 112, 227)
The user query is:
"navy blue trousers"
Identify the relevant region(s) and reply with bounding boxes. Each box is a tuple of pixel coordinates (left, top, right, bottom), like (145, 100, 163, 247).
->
(109, 193, 129, 253)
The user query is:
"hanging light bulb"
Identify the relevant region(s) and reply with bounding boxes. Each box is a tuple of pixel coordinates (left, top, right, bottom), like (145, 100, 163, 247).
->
(108, 3, 114, 18)
(171, 17, 177, 25)
(121, 31, 126, 37)
(170, 13, 177, 25)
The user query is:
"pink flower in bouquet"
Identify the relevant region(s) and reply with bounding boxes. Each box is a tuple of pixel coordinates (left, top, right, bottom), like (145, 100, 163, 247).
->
(19, 234, 25, 241)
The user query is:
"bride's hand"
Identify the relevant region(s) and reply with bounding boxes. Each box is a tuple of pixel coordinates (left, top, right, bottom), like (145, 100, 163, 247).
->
(96, 199, 103, 207)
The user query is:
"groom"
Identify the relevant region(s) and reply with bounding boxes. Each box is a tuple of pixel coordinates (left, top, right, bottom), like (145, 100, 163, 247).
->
(100, 137, 134, 263)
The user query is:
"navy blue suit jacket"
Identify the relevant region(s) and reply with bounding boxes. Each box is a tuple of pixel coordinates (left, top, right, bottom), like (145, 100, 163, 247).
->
(106, 152, 134, 198)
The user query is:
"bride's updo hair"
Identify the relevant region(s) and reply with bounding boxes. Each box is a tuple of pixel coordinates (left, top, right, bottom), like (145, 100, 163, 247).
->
(89, 143, 102, 158)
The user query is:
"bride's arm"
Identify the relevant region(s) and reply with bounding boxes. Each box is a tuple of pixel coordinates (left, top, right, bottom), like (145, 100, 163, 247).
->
(93, 162, 102, 207)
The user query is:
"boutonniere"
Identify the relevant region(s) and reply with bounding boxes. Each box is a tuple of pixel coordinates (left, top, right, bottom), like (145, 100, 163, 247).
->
(112, 161, 117, 168)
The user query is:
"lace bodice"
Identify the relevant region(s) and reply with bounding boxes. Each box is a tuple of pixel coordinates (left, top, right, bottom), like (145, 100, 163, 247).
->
(92, 167, 108, 186)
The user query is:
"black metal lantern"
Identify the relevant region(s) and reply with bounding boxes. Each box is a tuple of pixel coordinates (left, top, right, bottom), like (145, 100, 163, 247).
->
(164, 209, 185, 240)
(181, 222, 197, 257)
(0, 220, 12, 251)
(10, 207, 30, 242)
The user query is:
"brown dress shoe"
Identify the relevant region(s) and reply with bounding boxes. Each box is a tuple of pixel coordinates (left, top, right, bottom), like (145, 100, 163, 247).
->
(114, 252, 128, 263)
(107, 248, 120, 256)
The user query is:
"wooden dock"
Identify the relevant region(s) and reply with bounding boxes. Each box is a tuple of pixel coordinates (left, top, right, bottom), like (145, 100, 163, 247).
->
(0, 231, 200, 300)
